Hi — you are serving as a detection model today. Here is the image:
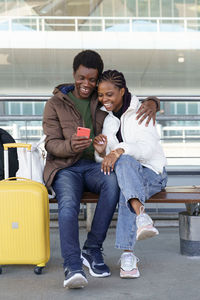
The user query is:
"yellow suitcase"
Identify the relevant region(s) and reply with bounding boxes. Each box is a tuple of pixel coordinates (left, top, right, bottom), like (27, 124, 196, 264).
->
(0, 143, 50, 275)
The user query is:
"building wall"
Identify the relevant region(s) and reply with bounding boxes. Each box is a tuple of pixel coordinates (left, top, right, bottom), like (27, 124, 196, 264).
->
(0, 0, 200, 168)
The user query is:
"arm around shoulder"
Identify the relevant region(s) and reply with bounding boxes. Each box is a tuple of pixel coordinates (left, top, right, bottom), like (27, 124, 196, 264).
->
(144, 96, 160, 112)
(136, 96, 160, 126)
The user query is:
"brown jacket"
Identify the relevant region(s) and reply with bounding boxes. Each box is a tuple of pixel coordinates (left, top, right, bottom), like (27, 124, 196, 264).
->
(43, 84, 107, 188)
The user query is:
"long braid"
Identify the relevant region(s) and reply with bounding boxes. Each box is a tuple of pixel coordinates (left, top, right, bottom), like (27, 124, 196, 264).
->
(99, 70, 131, 106)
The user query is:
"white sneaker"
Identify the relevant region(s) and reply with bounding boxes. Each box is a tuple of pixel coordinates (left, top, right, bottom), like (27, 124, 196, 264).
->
(136, 206, 159, 240)
(63, 269, 88, 289)
(120, 252, 140, 278)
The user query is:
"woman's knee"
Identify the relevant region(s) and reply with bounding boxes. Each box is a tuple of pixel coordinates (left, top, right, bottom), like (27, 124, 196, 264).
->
(115, 155, 139, 170)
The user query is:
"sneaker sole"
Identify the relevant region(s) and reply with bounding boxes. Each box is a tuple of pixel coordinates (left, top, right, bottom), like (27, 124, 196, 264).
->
(137, 228, 159, 241)
(63, 273, 88, 289)
(120, 269, 140, 279)
(81, 255, 111, 278)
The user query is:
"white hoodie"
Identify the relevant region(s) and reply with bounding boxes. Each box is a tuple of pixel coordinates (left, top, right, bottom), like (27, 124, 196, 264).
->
(95, 95, 167, 174)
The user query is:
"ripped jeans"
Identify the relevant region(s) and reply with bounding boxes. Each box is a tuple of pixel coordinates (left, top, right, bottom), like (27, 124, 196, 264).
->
(114, 155, 168, 250)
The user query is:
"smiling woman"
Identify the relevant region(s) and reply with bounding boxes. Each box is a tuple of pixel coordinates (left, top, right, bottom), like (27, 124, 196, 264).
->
(98, 81, 125, 112)
(94, 69, 167, 278)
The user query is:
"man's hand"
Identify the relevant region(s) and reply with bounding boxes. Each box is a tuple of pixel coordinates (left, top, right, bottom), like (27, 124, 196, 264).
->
(136, 100, 157, 126)
(71, 133, 92, 153)
(93, 134, 107, 156)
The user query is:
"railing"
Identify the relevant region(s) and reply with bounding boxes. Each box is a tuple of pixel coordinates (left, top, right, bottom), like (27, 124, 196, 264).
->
(0, 97, 200, 166)
(1, 96, 200, 142)
(162, 126, 200, 142)
(0, 16, 200, 32)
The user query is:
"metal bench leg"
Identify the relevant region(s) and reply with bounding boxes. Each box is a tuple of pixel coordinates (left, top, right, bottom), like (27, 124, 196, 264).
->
(86, 203, 96, 231)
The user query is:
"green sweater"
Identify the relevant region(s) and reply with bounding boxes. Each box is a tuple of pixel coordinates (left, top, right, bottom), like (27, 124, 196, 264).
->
(68, 92, 95, 160)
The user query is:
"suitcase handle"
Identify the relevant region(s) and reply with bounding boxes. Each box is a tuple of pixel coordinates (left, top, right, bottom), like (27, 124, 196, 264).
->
(2, 177, 32, 182)
(4, 144, 32, 179)
(3, 143, 32, 151)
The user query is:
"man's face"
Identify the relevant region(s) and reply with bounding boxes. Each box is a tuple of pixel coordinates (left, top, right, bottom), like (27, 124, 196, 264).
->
(73, 65, 98, 100)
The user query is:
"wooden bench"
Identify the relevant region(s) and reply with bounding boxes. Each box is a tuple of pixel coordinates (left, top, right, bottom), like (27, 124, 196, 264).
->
(49, 185, 200, 231)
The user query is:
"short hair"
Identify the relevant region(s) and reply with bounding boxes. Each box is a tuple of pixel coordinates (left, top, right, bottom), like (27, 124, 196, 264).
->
(99, 69, 131, 104)
(73, 50, 104, 77)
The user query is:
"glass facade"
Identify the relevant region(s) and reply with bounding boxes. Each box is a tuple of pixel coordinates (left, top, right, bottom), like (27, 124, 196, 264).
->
(1, 0, 200, 17)
(0, 1, 200, 95)
(0, 0, 200, 166)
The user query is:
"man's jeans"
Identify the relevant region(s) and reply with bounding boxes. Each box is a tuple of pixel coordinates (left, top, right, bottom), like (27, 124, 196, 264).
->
(114, 155, 168, 250)
(52, 159, 119, 269)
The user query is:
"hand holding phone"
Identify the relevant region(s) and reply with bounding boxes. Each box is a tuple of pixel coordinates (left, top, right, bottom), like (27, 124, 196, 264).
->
(77, 127, 91, 138)
(71, 127, 91, 153)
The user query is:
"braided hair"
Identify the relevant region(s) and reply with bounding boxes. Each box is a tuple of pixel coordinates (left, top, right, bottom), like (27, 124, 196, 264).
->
(98, 70, 131, 108)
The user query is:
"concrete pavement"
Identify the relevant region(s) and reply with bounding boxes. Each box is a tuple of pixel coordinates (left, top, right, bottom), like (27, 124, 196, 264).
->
(0, 227, 200, 300)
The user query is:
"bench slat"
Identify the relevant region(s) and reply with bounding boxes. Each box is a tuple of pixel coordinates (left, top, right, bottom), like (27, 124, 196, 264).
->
(147, 186, 200, 203)
(49, 186, 200, 204)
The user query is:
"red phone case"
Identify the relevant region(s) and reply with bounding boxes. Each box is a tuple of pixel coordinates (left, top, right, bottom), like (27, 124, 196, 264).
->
(77, 127, 91, 138)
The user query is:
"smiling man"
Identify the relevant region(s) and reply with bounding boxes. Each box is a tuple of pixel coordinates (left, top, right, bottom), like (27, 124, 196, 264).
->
(43, 50, 160, 289)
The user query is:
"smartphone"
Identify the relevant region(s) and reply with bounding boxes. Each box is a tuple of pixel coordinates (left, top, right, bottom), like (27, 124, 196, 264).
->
(77, 127, 91, 138)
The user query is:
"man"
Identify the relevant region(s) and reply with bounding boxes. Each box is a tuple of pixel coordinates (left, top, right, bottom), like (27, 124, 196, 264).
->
(43, 50, 160, 289)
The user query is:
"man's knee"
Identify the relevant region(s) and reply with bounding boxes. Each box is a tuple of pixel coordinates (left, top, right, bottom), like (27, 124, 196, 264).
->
(102, 171, 118, 187)
(58, 197, 80, 211)
(100, 172, 119, 198)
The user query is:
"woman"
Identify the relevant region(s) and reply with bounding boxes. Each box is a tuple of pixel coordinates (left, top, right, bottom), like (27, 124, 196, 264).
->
(93, 70, 168, 279)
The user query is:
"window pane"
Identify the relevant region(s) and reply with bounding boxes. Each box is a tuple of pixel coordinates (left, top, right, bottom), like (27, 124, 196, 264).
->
(188, 103, 198, 114)
(10, 103, 20, 115)
(177, 103, 186, 115)
(138, 0, 149, 17)
(23, 103, 32, 115)
(35, 102, 45, 115)
(150, 0, 160, 17)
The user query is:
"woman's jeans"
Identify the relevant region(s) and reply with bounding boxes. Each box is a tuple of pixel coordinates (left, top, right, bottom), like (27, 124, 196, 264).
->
(114, 155, 168, 251)
(52, 159, 119, 269)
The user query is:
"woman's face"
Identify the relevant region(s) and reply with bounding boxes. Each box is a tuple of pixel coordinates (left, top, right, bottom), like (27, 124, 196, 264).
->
(98, 81, 125, 112)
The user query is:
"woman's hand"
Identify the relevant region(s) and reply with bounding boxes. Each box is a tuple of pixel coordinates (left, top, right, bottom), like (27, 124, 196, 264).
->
(136, 100, 157, 126)
(101, 148, 124, 175)
(93, 134, 107, 157)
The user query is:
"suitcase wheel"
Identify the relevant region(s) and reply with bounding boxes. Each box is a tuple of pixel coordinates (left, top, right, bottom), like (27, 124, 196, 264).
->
(34, 266, 44, 275)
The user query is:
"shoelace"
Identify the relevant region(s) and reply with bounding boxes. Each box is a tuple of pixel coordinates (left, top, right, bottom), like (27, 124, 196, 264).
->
(89, 248, 105, 265)
(122, 254, 134, 268)
(118, 253, 139, 266)
(64, 269, 84, 276)
(137, 205, 153, 227)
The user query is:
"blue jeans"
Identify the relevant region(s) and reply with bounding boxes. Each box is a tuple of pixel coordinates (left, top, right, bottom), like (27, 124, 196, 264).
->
(114, 155, 168, 250)
(52, 159, 119, 269)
